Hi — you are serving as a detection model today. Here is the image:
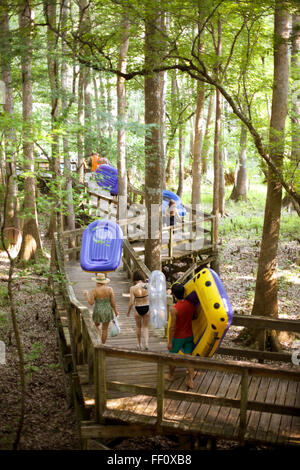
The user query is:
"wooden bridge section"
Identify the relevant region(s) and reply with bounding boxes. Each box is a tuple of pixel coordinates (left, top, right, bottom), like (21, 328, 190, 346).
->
(52, 227, 300, 450)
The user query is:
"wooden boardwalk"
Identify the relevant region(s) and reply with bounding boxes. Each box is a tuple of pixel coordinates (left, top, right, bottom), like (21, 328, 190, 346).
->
(65, 260, 300, 447)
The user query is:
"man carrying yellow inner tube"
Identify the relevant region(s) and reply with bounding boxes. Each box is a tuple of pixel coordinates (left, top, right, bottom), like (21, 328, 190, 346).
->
(166, 283, 197, 389)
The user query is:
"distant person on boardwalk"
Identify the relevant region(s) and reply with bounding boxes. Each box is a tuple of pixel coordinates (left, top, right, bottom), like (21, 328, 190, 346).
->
(166, 283, 196, 389)
(127, 270, 150, 351)
(165, 200, 179, 227)
(91, 153, 110, 171)
(83, 273, 119, 344)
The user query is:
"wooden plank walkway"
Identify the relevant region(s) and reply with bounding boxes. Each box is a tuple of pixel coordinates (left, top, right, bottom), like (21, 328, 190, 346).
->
(65, 260, 300, 447)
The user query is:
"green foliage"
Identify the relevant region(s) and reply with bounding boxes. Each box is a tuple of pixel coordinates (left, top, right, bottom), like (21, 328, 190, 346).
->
(0, 312, 8, 328)
(46, 363, 60, 370)
(17, 253, 50, 277)
(217, 183, 300, 243)
(24, 342, 43, 373)
(0, 285, 9, 308)
(280, 213, 300, 241)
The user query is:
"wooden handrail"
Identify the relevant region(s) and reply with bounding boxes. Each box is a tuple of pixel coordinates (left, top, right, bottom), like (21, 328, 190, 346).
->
(87, 190, 118, 205)
(95, 345, 300, 380)
(232, 314, 300, 333)
(122, 238, 151, 279)
(92, 344, 300, 439)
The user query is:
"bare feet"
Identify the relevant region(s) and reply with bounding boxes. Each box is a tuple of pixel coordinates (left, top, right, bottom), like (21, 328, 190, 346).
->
(165, 374, 174, 382)
(185, 378, 194, 389)
(185, 370, 196, 389)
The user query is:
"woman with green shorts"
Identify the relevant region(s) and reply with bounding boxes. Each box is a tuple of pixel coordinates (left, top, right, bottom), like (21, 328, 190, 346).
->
(83, 272, 119, 344)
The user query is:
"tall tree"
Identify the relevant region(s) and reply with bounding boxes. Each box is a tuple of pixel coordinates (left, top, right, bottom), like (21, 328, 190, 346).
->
(159, 11, 168, 189)
(229, 120, 248, 202)
(191, 18, 205, 208)
(77, 0, 90, 184)
(212, 16, 222, 268)
(61, 0, 76, 234)
(165, 70, 178, 189)
(144, 7, 163, 271)
(290, 12, 300, 205)
(18, 0, 43, 262)
(201, 90, 215, 176)
(0, 3, 20, 246)
(192, 81, 205, 207)
(117, 16, 130, 226)
(177, 120, 185, 198)
(44, 0, 62, 238)
(251, 1, 289, 349)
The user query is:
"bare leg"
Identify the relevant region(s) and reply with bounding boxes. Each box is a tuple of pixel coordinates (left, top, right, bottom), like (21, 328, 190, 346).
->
(165, 365, 176, 381)
(101, 322, 110, 344)
(95, 323, 101, 338)
(134, 311, 142, 349)
(186, 367, 195, 389)
(141, 313, 150, 349)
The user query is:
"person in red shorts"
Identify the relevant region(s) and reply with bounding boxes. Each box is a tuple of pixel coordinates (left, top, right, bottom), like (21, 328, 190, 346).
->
(166, 283, 196, 389)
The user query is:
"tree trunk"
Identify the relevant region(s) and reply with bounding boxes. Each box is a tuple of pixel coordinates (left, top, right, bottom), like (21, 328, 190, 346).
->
(212, 19, 222, 265)
(177, 122, 185, 198)
(0, 4, 21, 246)
(202, 91, 215, 176)
(290, 13, 300, 187)
(219, 144, 225, 216)
(165, 71, 178, 189)
(251, 2, 289, 350)
(77, 0, 90, 184)
(44, 0, 61, 238)
(159, 12, 168, 190)
(18, 0, 43, 262)
(230, 122, 248, 202)
(93, 74, 103, 143)
(107, 76, 113, 141)
(192, 81, 205, 208)
(77, 67, 85, 184)
(144, 10, 162, 271)
(117, 17, 130, 226)
(84, 68, 93, 158)
(61, 0, 76, 237)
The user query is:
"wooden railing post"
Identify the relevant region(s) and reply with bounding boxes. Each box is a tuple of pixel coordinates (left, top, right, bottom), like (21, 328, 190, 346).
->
(95, 348, 107, 423)
(239, 368, 249, 445)
(157, 358, 165, 425)
(258, 329, 266, 364)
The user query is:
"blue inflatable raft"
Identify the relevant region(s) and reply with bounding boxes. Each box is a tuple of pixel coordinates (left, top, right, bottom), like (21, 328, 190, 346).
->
(95, 164, 118, 196)
(80, 219, 123, 272)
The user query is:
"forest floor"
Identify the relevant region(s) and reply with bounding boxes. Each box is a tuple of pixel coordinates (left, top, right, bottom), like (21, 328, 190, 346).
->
(0, 217, 299, 451)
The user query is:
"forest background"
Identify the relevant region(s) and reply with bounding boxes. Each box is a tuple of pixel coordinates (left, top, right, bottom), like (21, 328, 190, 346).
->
(0, 0, 299, 450)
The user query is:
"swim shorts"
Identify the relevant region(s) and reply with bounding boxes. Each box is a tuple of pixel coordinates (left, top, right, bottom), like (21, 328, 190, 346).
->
(170, 336, 194, 354)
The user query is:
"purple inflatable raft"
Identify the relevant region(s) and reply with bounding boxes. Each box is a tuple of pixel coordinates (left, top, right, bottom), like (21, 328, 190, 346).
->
(95, 164, 118, 196)
(80, 219, 123, 272)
